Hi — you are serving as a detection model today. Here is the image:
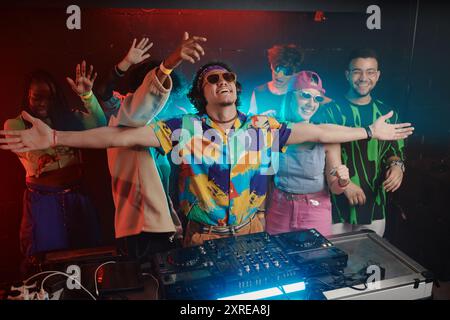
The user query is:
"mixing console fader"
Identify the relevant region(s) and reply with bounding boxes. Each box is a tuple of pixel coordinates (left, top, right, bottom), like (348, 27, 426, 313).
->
(155, 229, 347, 299)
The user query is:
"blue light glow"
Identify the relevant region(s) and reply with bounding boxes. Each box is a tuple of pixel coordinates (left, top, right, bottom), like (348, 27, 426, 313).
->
(217, 281, 306, 300)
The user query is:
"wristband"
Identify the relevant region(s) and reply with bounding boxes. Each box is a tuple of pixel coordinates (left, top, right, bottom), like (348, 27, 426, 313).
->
(387, 160, 405, 173)
(51, 130, 58, 148)
(364, 126, 373, 139)
(114, 64, 126, 77)
(338, 179, 350, 187)
(79, 90, 93, 100)
(331, 178, 349, 192)
(159, 61, 173, 75)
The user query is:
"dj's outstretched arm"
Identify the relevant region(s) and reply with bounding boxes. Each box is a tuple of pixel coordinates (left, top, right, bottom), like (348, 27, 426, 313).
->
(0, 111, 160, 152)
(286, 111, 413, 145)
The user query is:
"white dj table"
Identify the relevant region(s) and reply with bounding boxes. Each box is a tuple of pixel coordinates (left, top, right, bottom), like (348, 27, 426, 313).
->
(321, 231, 434, 300)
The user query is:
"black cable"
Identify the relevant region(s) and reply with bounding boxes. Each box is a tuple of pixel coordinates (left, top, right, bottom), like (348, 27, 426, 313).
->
(403, 0, 420, 119)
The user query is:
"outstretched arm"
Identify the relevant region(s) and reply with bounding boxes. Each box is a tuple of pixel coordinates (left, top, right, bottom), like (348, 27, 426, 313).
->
(56, 125, 160, 149)
(96, 37, 155, 120)
(112, 32, 207, 92)
(286, 111, 413, 145)
(113, 32, 207, 127)
(4, 118, 51, 160)
(0, 111, 160, 152)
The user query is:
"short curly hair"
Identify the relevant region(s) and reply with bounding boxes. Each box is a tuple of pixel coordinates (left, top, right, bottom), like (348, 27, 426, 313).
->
(187, 61, 242, 115)
(267, 44, 303, 73)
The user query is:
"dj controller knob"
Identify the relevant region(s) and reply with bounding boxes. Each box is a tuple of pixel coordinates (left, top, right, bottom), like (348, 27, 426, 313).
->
(263, 262, 270, 269)
(244, 265, 250, 273)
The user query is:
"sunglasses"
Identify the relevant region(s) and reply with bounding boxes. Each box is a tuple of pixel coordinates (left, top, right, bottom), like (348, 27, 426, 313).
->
(296, 91, 325, 103)
(273, 65, 294, 76)
(203, 72, 237, 87)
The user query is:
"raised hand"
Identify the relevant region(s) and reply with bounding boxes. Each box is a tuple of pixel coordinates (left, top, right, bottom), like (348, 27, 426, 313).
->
(343, 182, 366, 206)
(66, 60, 98, 96)
(118, 37, 153, 72)
(164, 32, 207, 69)
(0, 111, 53, 152)
(371, 111, 414, 141)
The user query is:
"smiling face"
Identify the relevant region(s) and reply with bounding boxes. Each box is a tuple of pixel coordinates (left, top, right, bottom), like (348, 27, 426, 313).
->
(28, 81, 53, 119)
(346, 57, 380, 98)
(202, 70, 237, 108)
(293, 88, 322, 121)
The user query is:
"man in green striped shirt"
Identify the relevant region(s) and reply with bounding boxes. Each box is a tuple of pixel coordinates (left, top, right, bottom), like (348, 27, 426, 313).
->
(319, 49, 405, 237)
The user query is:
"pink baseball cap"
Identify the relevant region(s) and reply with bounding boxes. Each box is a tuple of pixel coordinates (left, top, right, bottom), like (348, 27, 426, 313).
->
(289, 71, 326, 94)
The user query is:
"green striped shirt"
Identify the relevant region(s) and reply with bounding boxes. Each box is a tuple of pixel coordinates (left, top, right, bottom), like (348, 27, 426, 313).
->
(318, 98, 405, 224)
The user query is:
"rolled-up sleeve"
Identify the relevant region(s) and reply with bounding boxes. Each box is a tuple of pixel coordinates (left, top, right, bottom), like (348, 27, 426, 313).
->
(150, 117, 183, 155)
(114, 68, 172, 127)
(267, 116, 292, 153)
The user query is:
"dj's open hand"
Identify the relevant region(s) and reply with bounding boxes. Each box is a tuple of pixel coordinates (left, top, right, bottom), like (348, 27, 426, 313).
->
(0, 111, 53, 152)
(371, 111, 414, 141)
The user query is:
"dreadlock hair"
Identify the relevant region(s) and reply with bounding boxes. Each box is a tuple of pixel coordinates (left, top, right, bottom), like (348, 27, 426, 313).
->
(22, 70, 71, 130)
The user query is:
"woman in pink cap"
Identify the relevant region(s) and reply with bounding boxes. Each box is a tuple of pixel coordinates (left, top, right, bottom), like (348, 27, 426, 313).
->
(265, 71, 350, 236)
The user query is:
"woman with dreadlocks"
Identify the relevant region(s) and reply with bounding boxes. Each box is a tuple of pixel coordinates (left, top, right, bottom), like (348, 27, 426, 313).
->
(3, 61, 106, 266)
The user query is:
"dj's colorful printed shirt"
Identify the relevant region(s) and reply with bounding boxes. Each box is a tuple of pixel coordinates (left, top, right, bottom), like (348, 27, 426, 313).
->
(151, 111, 292, 226)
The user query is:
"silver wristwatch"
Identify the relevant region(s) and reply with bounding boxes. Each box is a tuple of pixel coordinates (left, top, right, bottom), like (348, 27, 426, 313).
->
(388, 160, 405, 173)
